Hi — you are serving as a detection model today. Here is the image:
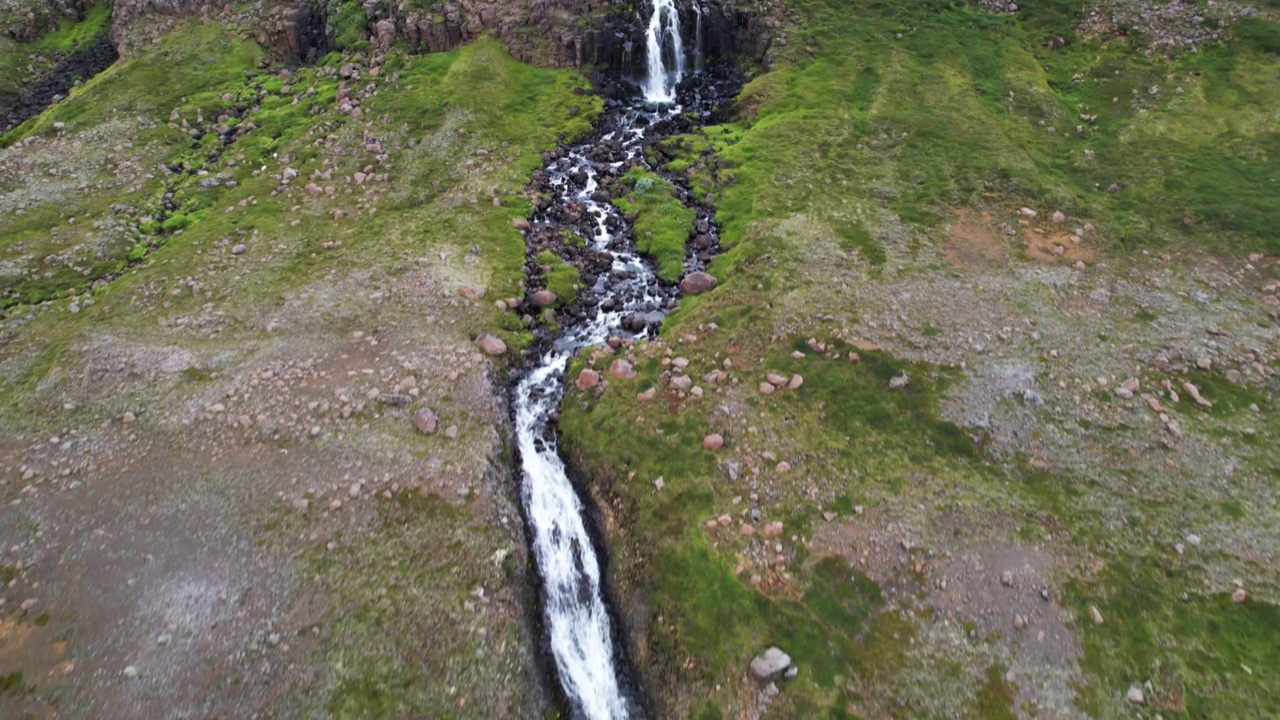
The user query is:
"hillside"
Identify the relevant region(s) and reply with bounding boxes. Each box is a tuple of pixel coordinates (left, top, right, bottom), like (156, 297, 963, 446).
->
(2, 1, 1278, 719)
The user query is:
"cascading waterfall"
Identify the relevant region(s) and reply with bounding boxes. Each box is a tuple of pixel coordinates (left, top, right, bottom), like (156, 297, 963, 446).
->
(512, 4, 740, 718)
(693, 2, 705, 72)
(643, 0, 685, 103)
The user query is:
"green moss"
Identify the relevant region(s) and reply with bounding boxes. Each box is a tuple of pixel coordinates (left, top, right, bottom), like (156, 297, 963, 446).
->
(535, 250, 580, 306)
(611, 167, 694, 282)
(974, 664, 1017, 720)
(1073, 560, 1280, 716)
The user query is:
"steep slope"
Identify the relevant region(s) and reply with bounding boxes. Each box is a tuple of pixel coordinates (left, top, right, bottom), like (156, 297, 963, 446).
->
(560, 0, 1280, 718)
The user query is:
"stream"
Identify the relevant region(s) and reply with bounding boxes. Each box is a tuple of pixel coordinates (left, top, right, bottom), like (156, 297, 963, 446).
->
(510, 2, 735, 718)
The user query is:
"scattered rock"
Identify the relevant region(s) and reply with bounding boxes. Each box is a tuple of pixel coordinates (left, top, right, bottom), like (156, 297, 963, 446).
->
(575, 369, 601, 391)
(1183, 382, 1212, 407)
(459, 285, 486, 299)
(788, 374, 804, 390)
(1232, 588, 1247, 603)
(681, 271, 718, 295)
(750, 647, 792, 682)
(889, 372, 910, 390)
(530, 290, 557, 308)
(1127, 686, 1145, 705)
(444, 425, 459, 440)
(412, 407, 439, 435)
(610, 359, 636, 379)
(703, 433, 724, 450)
(123, 666, 140, 679)
(1089, 605, 1104, 625)
(759, 382, 776, 395)
(475, 334, 507, 356)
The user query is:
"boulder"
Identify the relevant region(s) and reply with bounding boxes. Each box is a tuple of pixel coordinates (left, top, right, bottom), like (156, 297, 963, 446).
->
(475, 334, 507, 356)
(750, 647, 792, 682)
(575, 369, 601, 391)
(681, 271, 718, 295)
(530, 290, 558, 308)
(610, 359, 636, 379)
(703, 433, 724, 450)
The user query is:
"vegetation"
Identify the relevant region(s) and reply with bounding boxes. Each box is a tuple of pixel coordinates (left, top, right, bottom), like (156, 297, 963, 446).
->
(612, 167, 695, 282)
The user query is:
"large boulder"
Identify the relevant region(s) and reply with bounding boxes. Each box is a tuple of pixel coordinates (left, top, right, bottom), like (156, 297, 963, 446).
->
(681, 271, 718, 295)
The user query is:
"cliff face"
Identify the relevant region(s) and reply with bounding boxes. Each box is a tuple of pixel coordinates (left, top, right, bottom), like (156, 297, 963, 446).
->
(103, 0, 779, 71)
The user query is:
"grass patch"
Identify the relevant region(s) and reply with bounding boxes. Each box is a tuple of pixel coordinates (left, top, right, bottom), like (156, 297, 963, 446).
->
(1073, 560, 1280, 717)
(612, 167, 695, 282)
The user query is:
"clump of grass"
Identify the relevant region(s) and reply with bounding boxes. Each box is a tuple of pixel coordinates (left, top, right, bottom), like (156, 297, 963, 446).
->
(1072, 560, 1280, 717)
(535, 249, 580, 306)
(612, 167, 694, 282)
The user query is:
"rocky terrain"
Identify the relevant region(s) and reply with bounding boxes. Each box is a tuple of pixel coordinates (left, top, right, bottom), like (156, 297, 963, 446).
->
(2, 0, 1279, 719)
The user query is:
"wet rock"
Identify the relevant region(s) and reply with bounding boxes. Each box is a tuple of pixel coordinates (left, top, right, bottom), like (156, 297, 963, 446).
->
(750, 647, 792, 682)
(412, 408, 439, 435)
(475, 334, 507, 356)
(681, 271, 718, 295)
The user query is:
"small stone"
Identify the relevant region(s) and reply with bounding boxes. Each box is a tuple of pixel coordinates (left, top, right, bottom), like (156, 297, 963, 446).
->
(412, 407, 439, 435)
(459, 285, 486, 299)
(122, 412, 136, 423)
(123, 666, 140, 679)
(1196, 357, 1212, 371)
(889, 372, 910, 389)
(1089, 605, 1104, 625)
(231, 244, 247, 255)
(156, 634, 171, 646)
(703, 434, 724, 450)
(1001, 570, 1014, 587)
(788, 374, 804, 390)
(1127, 686, 1145, 705)
(1186, 533, 1201, 547)
(740, 524, 756, 537)
(475, 334, 507, 356)
(1232, 588, 1247, 603)
(758, 382, 775, 395)
(444, 425, 459, 440)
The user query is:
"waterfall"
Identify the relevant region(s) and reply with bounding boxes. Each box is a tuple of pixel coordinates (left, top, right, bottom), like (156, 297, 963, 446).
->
(694, 2, 705, 72)
(643, 0, 685, 103)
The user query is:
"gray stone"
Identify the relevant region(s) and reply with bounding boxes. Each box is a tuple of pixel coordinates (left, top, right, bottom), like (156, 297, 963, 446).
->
(412, 407, 439, 435)
(750, 646, 792, 682)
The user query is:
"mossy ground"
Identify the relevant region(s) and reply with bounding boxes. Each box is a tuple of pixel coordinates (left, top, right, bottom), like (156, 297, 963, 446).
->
(559, 0, 1280, 718)
(612, 166, 696, 282)
(1, 23, 597, 720)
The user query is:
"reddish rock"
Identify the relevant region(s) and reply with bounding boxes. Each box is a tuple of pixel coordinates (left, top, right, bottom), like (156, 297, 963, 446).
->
(759, 382, 775, 395)
(459, 285, 486, 299)
(575, 369, 601, 391)
(475, 334, 507, 356)
(703, 433, 724, 451)
(412, 407, 439, 435)
(529, 290, 557, 308)
(767, 372, 788, 387)
(680, 271, 718, 295)
(788, 374, 804, 390)
(610, 359, 636, 379)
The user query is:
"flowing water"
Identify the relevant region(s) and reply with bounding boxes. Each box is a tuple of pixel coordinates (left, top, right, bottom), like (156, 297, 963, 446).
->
(512, 4, 716, 718)
(643, 0, 686, 103)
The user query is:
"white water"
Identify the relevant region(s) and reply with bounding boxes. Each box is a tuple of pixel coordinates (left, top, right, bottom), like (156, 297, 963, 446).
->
(643, 0, 685, 103)
(515, 104, 685, 719)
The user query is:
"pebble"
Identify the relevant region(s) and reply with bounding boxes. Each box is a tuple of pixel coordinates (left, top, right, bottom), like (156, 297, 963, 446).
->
(123, 665, 140, 679)
(1232, 588, 1247, 603)
(1127, 686, 1145, 705)
(703, 433, 724, 450)
(1089, 605, 1104, 625)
